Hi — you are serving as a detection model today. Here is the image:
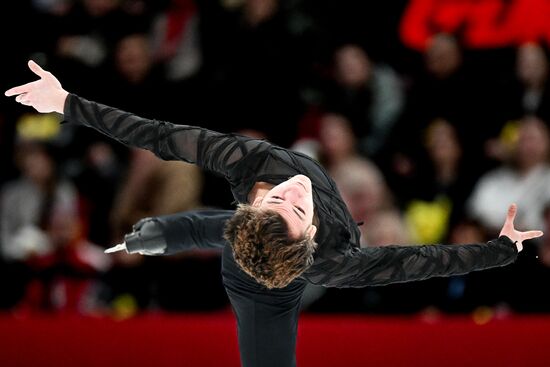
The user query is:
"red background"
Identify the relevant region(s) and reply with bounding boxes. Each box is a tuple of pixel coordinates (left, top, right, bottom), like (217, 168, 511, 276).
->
(1, 312, 549, 367)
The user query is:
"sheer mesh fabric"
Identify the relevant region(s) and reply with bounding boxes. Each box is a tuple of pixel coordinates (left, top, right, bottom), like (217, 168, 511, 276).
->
(65, 94, 518, 288)
(304, 238, 517, 288)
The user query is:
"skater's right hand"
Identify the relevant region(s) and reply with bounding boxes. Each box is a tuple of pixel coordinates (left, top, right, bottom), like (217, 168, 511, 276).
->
(5, 60, 68, 114)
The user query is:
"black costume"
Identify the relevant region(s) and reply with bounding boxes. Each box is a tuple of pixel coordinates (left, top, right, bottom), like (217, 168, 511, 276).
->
(64, 94, 518, 367)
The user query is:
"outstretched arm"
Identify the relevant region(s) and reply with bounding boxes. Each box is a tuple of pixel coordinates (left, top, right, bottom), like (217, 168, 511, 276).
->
(308, 204, 543, 288)
(108, 209, 235, 256)
(313, 236, 518, 288)
(5, 61, 271, 178)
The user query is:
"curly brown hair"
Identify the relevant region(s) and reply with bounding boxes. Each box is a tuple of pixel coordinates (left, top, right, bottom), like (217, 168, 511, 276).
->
(223, 204, 318, 289)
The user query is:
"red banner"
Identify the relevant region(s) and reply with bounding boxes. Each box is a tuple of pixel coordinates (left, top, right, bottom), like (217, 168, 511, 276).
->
(400, 0, 550, 50)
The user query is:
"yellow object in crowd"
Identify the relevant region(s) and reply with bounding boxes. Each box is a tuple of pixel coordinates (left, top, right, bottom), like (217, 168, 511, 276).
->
(16, 113, 61, 140)
(405, 196, 452, 244)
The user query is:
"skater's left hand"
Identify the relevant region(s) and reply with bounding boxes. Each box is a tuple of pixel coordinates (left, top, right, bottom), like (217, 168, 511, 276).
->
(499, 203, 543, 252)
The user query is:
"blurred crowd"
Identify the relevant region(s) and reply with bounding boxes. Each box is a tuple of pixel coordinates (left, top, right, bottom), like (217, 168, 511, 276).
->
(1, 0, 550, 318)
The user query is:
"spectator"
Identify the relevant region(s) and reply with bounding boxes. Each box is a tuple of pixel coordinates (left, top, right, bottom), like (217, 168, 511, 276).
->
(510, 42, 550, 123)
(150, 0, 202, 82)
(16, 203, 112, 315)
(390, 33, 497, 178)
(102, 32, 171, 118)
(106, 148, 229, 313)
(466, 116, 550, 237)
(110, 148, 203, 240)
(41, 0, 151, 102)
(303, 115, 410, 312)
(330, 157, 395, 246)
(316, 112, 359, 169)
(401, 118, 478, 244)
(364, 210, 410, 247)
(72, 141, 124, 247)
(397, 33, 468, 140)
(206, 0, 304, 147)
(0, 139, 95, 311)
(55, 0, 139, 69)
(324, 43, 405, 158)
(487, 42, 550, 163)
(1, 140, 79, 261)
(58, 32, 169, 250)
(316, 114, 403, 246)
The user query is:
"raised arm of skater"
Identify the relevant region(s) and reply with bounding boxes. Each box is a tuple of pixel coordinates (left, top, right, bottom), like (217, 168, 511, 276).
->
(5, 60, 271, 178)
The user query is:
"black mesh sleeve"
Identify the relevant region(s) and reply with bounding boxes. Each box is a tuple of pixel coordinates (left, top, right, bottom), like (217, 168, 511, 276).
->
(125, 210, 235, 255)
(63, 94, 270, 177)
(161, 209, 234, 255)
(307, 236, 518, 288)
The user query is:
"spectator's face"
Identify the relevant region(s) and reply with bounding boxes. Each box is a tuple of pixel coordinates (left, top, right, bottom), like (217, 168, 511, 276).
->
(425, 118, 462, 166)
(425, 34, 461, 79)
(449, 221, 485, 243)
(319, 113, 356, 161)
(364, 211, 409, 246)
(332, 160, 387, 219)
(256, 175, 317, 239)
(244, 0, 278, 26)
(116, 34, 152, 84)
(335, 45, 372, 88)
(517, 43, 548, 87)
(49, 212, 79, 248)
(22, 148, 54, 185)
(341, 182, 384, 221)
(84, 0, 117, 17)
(515, 117, 550, 168)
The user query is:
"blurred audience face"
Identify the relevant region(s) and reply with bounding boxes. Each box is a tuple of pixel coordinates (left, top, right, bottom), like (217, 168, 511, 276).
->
(514, 116, 550, 171)
(517, 42, 549, 88)
(87, 142, 116, 172)
(425, 118, 462, 169)
(48, 209, 81, 248)
(244, 0, 278, 26)
(425, 33, 462, 79)
(83, 0, 118, 17)
(364, 210, 410, 246)
(331, 158, 389, 221)
(115, 34, 153, 84)
(334, 45, 373, 89)
(20, 143, 55, 186)
(449, 220, 486, 243)
(318, 113, 356, 164)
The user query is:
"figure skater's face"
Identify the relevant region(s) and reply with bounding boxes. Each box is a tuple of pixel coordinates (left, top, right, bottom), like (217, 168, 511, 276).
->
(255, 175, 317, 240)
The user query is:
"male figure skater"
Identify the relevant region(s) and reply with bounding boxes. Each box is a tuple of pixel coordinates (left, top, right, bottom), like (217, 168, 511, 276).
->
(6, 61, 543, 367)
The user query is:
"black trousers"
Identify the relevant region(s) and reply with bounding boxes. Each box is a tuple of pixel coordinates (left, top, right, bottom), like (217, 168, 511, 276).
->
(221, 245, 306, 367)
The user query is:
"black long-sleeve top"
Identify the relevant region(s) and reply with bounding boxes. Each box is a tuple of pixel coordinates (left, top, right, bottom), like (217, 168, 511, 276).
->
(63, 93, 519, 288)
